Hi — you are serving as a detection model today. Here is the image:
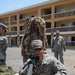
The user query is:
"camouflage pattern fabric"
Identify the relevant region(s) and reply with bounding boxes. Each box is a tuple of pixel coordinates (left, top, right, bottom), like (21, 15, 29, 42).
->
(21, 17, 48, 63)
(36, 54, 67, 75)
(29, 17, 48, 47)
(0, 36, 8, 65)
(52, 36, 66, 64)
(0, 65, 16, 75)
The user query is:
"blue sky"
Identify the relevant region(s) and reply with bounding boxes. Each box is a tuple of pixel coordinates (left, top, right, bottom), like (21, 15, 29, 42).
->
(0, 0, 48, 14)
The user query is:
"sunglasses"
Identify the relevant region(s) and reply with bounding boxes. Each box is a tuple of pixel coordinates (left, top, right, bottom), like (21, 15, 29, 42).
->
(34, 48, 42, 52)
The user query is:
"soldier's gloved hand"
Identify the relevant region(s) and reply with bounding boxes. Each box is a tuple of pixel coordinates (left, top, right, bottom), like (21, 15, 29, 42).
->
(51, 48, 54, 52)
(64, 48, 66, 51)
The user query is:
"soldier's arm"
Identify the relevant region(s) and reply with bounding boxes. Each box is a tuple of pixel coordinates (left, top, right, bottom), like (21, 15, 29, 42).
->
(51, 38, 55, 52)
(62, 37, 66, 51)
(2, 37, 8, 52)
(21, 36, 25, 56)
(52, 58, 67, 75)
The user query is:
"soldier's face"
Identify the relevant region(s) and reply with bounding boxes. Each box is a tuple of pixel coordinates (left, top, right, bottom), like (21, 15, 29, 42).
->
(33, 25, 38, 30)
(0, 28, 5, 35)
(56, 33, 59, 37)
(33, 46, 44, 61)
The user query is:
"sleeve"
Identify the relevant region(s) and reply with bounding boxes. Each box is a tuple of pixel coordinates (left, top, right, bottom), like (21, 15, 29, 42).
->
(52, 58, 67, 75)
(51, 38, 55, 48)
(61, 37, 66, 49)
(21, 36, 26, 56)
(51, 38, 55, 52)
(2, 37, 8, 52)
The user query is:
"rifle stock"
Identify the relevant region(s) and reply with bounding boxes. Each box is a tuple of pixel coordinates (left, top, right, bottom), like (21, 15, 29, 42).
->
(19, 58, 33, 75)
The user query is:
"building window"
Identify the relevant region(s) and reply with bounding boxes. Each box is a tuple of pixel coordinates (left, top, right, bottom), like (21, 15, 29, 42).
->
(72, 22, 75, 25)
(46, 22, 51, 28)
(60, 9, 66, 12)
(20, 14, 23, 19)
(60, 23, 65, 27)
(71, 37, 75, 41)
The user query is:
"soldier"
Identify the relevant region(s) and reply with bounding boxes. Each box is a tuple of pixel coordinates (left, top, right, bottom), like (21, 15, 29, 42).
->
(21, 17, 31, 63)
(31, 39, 67, 75)
(51, 30, 66, 64)
(21, 26, 30, 63)
(0, 23, 19, 75)
(21, 17, 48, 63)
(0, 23, 8, 65)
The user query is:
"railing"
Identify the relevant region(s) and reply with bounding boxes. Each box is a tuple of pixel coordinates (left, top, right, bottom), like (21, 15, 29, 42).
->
(19, 14, 51, 23)
(53, 26, 75, 32)
(54, 9, 75, 18)
(46, 28, 52, 33)
(6, 25, 75, 36)
(66, 41, 75, 46)
(3, 21, 8, 25)
(19, 30, 25, 34)
(6, 31, 17, 35)
(19, 18, 26, 23)
(41, 14, 51, 20)
(10, 20, 17, 25)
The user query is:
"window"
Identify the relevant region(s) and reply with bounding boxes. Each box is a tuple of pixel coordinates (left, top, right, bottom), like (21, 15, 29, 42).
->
(72, 22, 75, 25)
(20, 14, 23, 19)
(60, 23, 65, 27)
(71, 37, 75, 41)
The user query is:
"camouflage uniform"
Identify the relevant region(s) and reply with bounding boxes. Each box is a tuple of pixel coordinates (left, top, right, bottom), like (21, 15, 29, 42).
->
(0, 23, 17, 75)
(52, 30, 66, 64)
(21, 17, 48, 63)
(21, 27, 30, 63)
(0, 36, 8, 65)
(38, 54, 67, 75)
(0, 23, 8, 65)
(31, 40, 67, 75)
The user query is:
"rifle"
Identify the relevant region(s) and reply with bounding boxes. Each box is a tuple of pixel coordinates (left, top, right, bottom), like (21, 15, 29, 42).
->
(19, 53, 40, 75)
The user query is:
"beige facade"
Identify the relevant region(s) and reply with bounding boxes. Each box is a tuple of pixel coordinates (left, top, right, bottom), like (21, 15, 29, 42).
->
(0, 0, 75, 47)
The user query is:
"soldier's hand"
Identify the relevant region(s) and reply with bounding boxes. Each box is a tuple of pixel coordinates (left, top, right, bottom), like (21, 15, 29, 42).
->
(64, 48, 66, 51)
(51, 48, 54, 52)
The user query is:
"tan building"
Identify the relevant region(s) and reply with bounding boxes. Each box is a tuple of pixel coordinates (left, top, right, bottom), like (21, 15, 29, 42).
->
(0, 0, 75, 47)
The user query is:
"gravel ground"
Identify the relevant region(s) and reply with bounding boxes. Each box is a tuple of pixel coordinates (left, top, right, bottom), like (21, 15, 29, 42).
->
(6, 47, 75, 75)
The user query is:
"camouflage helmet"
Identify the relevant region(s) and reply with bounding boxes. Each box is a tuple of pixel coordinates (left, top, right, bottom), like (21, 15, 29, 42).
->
(0, 23, 8, 32)
(31, 40, 43, 48)
(56, 30, 60, 34)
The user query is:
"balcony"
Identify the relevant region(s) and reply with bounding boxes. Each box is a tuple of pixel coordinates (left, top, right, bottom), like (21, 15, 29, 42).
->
(6, 31, 17, 35)
(19, 30, 25, 34)
(19, 18, 26, 23)
(3, 21, 8, 25)
(10, 20, 17, 25)
(41, 14, 51, 20)
(66, 41, 75, 46)
(54, 9, 75, 18)
(46, 28, 52, 33)
(53, 26, 75, 32)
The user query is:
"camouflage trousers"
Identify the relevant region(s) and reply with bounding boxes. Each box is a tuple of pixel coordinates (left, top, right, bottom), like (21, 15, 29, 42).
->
(0, 59, 6, 66)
